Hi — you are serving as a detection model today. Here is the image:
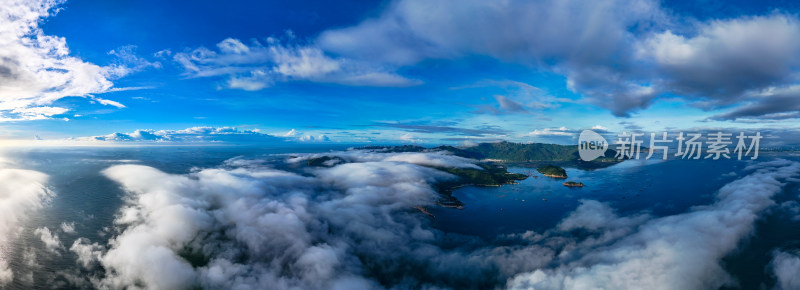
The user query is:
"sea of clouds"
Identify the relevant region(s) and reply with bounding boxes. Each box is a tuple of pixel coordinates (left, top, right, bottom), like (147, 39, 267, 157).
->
(0, 156, 52, 285)
(1, 150, 799, 289)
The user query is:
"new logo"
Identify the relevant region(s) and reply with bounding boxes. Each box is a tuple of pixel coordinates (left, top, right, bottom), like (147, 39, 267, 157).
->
(578, 130, 608, 161)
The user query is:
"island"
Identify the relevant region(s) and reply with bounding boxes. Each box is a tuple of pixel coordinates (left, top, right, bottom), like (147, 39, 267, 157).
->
(302, 141, 633, 212)
(536, 165, 567, 178)
(562, 181, 585, 187)
(303, 147, 529, 210)
(352, 141, 628, 169)
(306, 156, 345, 167)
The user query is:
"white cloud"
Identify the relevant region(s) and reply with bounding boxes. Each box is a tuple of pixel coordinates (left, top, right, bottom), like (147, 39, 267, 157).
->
(91, 97, 126, 109)
(69, 238, 103, 269)
(298, 134, 331, 142)
(399, 133, 418, 143)
(0, 162, 51, 285)
(278, 128, 329, 142)
(174, 37, 421, 90)
(771, 250, 800, 290)
(314, 0, 800, 118)
(639, 15, 800, 105)
(104, 45, 161, 79)
(57, 149, 800, 289)
(282, 129, 298, 137)
(77, 126, 279, 143)
(34, 227, 63, 254)
(4, 106, 70, 121)
(507, 159, 800, 290)
(60, 222, 75, 234)
(285, 149, 481, 169)
(557, 200, 649, 232)
(0, 0, 146, 121)
(318, 0, 664, 116)
(80, 153, 458, 289)
(526, 127, 575, 137)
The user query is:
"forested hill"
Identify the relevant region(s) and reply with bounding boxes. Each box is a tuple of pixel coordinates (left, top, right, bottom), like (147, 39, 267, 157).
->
(433, 141, 619, 163)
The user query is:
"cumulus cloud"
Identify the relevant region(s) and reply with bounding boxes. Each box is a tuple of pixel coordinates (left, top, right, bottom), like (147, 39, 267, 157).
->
(557, 200, 649, 232)
(0, 161, 51, 285)
(34, 227, 64, 254)
(60, 222, 75, 234)
(59, 126, 345, 145)
(70, 238, 103, 269)
(282, 129, 299, 137)
(637, 14, 800, 121)
(67, 150, 568, 289)
(318, 0, 664, 116)
(77, 126, 280, 143)
(639, 15, 800, 103)
(0, 0, 146, 121)
(76, 154, 458, 289)
(312, 0, 800, 118)
(174, 37, 420, 90)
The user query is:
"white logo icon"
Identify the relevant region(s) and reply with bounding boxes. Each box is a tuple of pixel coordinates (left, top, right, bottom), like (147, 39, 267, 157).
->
(578, 130, 608, 161)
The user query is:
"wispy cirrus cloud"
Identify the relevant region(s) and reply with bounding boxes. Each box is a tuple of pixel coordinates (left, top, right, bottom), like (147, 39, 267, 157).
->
(370, 121, 511, 137)
(457, 80, 577, 115)
(526, 125, 609, 137)
(173, 37, 421, 90)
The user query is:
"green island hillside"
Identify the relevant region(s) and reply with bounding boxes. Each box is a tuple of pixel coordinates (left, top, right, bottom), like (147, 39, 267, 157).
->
(536, 165, 567, 178)
(304, 141, 631, 209)
(433, 141, 624, 169)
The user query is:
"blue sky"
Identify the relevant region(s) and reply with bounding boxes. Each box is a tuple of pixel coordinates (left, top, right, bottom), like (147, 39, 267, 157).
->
(1, 0, 800, 145)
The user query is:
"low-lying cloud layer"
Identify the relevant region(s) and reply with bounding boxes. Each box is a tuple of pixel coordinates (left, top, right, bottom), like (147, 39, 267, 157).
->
(508, 159, 800, 289)
(771, 249, 800, 290)
(57, 150, 800, 289)
(0, 157, 51, 285)
(76, 152, 461, 289)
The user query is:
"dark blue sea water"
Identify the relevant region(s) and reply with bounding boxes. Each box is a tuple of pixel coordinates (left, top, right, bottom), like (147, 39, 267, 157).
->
(0, 147, 798, 289)
(432, 157, 752, 237)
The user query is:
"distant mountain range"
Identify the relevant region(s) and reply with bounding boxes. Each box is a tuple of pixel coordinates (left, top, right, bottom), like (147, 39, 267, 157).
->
(361, 141, 622, 167)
